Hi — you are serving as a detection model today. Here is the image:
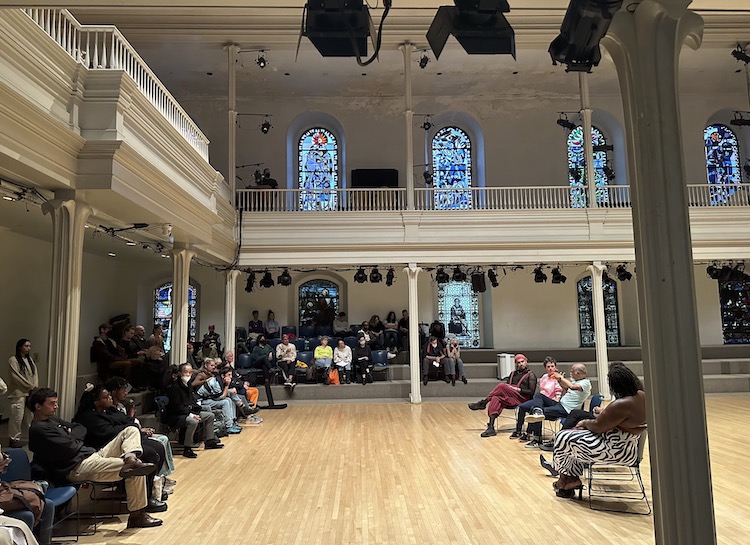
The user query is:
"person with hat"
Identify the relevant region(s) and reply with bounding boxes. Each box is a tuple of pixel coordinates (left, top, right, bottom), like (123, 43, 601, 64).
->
(468, 354, 537, 437)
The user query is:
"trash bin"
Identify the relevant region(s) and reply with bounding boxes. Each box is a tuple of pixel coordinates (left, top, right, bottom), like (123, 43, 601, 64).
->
(497, 353, 514, 380)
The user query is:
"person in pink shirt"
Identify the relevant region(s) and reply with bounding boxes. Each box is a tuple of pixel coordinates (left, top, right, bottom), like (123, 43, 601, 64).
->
(511, 356, 563, 440)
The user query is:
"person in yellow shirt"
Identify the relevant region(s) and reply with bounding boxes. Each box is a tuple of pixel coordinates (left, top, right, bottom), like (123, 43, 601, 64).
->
(313, 336, 333, 384)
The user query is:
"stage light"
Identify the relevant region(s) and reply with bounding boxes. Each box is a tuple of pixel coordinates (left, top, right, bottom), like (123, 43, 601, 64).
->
(533, 266, 547, 283)
(730, 112, 750, 127)
(435, 267, 450, 283)
(421, 117, 433, 131)
(302, 0, 375, 58)
(277, 269, 292, 286)
(256, 51, 268, 69)
(245, 272, 256, 293)
(471, 268, 487, 293)
(556, 114, 576, 131)
(260, 119, 272, 134)
(452, 266, 467, 282)
(731, 45, 750, 64)
(370, 267, 382, 283)
(602, 271, 611, 283)
(386, 267, 395, 286)
(488, 268, 499, 288)
(354, 267, 368, 283)
(616, 264, 632, 281)
(260, 270, 275, 288)
(419, 52, 430, 69)
(423, 170, 434, 186)
(706, 264, 721, 280)
(551, 267, 567, 284)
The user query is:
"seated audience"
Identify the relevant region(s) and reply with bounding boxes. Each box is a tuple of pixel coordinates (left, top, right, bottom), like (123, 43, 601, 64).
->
(200, 337, 220, 360)
(194, 360, 242, 434)
(468, 354, 537, 437)
(383, 311, 399, 354)
(522, 363, 592, 448)
(368, 315, 385, 349)
(250, 335, 274, 383)
(275, 334, 297, 390)
(216, 367, 262, 424)
(165, 363, 224, 458)
(265, 311, 280, 339)
(248, 310, 264, 341)
(148, 324, 165, 352)
(333, 338, 353, 384)
(314, 336, 333, 383)
(512, 356, 563, 440)
(27, 388, 162, 528)
(119, 325, 146, 359)
(353, 336, 373, 385)
(133, 325, 149, 354)
(186, 342, 200, 369)
(203, 324, 222, 353)
(428, 320, 446, 347)
(397, 309, 410, 350)
(1, 511, 42, 545)
(91, 323, 143, 385)
(332, 312, 350, 337)
(72, 384, 167, 513)
(357, 322, 379, 350)
(540, 363, 646, 498)
(446, 338, 468, 384)
(422, 336, 456, 385)
(144, 346, 168, 390)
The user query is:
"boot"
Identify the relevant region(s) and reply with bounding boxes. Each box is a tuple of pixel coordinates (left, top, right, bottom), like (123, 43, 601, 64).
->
(480, 425, 497, 438)
(361, 374, 367, 385)
(468, 398, 488, 411)
(423, 375, 428, 386)
(450, 374, 456, 386)
(127, 509, 163, 528)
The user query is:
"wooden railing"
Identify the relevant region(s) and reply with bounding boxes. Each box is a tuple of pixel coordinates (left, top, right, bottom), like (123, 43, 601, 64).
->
(22, 8, 210, 161)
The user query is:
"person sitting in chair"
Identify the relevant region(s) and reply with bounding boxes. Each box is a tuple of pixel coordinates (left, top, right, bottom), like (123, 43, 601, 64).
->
(468, 354, 537, 438)
(313, 336, 333, 383)
(275, 334, 297, 390)
(353, 335, 373, 385)
(333, 338, 353, 384)
(511, 356, 563, 441)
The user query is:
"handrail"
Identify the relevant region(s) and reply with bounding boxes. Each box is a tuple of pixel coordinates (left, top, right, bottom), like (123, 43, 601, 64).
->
(21, 8, 210, 162)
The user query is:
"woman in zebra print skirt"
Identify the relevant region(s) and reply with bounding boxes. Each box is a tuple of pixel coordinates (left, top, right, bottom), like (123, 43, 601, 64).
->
(541, 362, 647, 498)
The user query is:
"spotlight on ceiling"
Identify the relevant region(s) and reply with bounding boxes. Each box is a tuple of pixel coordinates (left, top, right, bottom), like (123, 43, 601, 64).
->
(354, 267, 368, 283)
(471, 268, 487, 293)
(533, 266, 547, 283)
(301, 0, 376, 58)
(730, 111, 750, 127)
(427, 0, 515, 60)
(435, 267, 450, 283)
(616, 264, 632, 281)
(487, 268, 499, 288)
(452, 266, 467, 282)
(548, 0, 624, 72)
(419, 51, 430, 69)
(602, 270, 611, 283)
(551, 267, 567, 284)
(423, 170, 434, 186)
(260, 119, 272, 134)
(259, 270, 275, 288)
(421, 116, 433, 131)
(256, 51, 268, 68)
(731, 44, 750, 64)
(277, 269, 292, 286)
(245, 272, 256, 293)
(385, 267, 395, 286)
(706, 264, 721, 280)
(370, 267, 383, 283)
(556, 113, 576, 131)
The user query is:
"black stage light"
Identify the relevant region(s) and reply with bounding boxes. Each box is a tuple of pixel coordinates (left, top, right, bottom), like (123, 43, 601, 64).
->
(277, 269, 292, 286)
(419, 52, 430, 69)
(488, 268, 499, 288)
(533, 266, 547, 283)
(548, 0, 624, 72)
(260, 119, 272, 134)
(556, 116, 576, 131)
(421, 117, 433, 131)
(616, 264, 632, 282)
(602, 271, 611, 283)
(303, 0, 374, 57)
(730, 112, 750, 127)
(452, 266, 467, 282)
(731, 46, 750, 64)
(706, 265, 721, 280)
(245, 272, 256, 293)
(386, 267, 395, 286)
(427, 1, 515, 60)
(471, 268, 487, 293)
(423, 170, 434, 186)
(551, 267, 567, 284)
(435, 267, 450, 283)
(260, 270, 275, 288)
(256, 52, 268, 68)
(370, 267, 382, 283)
(354, 267, 368, 283)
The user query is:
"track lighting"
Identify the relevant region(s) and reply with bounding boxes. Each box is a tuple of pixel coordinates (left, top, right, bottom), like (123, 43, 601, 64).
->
(616, 264, 632, 282)
(452, 267, 467, 282)
(551, 267, 567, 284)
(556, 113, 576, 131)
(277, 269, 292, 286)
(435, 268, 450, 284)
(533, 266, 547, 283)
(259, 270, 275, 288)
(245, 272, 256, 293)
(370, 267, 382, 283)
(256, 51, 268, 68)
(386, 268, 395, 286)
(260, 119, 272, 134)
(354, 267, 368, 283)
(419, 52, 430, 69)
(421, 116, 433, 131)
(488, 268, 499, 288)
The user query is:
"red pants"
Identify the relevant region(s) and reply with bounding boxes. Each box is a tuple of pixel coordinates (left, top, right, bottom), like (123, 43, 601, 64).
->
(487, 383, 527, 417)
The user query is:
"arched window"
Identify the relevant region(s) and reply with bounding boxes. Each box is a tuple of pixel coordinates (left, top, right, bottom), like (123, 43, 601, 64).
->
(431, 126, 473, 210)
(718, 278, 750, 344)
(576, 275, 620, 347)
(568, 126, 612, 208)
(704, 124, 742, 205)
(154, 282, 198, 352)
(298, 128, 339, 211)
(437, 281, 480, 347)
(298, 280, 340, 327)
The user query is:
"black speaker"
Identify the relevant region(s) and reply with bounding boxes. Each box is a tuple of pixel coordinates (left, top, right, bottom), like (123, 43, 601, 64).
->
(304, 0, 371, 57)
(427, 5, 515, 59)
(351, 169, 398, 188)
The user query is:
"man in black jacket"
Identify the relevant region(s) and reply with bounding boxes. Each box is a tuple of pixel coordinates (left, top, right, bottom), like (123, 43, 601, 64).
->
(27, 388, 162, 528)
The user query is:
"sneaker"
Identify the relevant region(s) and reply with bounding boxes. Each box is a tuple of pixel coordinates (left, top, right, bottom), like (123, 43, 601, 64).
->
(461, 376, 468, 384)
(525, 439, 541, 448)
(248, 415, 263, 424)
(182, 447, 198, 459)
(164, 478, 177, 488)
(290, 382, 296, 392)
(480, 426, 497, 438)
(509, 431, 521, 439)
(525, 409, 545, 423)
(468, 399, 488, 411)
(284, 380, 293, 387)
(518, 433, 531, 442)
(227, 425, 243, 434)
(204, 439, 224, 450)
(387, 352, 397, 360)
(539, 441, 554, 452)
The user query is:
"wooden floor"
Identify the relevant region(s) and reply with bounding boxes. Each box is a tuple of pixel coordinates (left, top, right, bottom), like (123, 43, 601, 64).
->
(75, 394, 750, 545)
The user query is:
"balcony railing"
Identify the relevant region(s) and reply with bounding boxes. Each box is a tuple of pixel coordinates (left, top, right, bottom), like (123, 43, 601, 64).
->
(21, 8, 210, 162)
(236, 184, 749, 213)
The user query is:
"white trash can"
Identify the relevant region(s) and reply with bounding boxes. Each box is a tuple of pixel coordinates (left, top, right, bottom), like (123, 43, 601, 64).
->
(497, 353, 514, 380)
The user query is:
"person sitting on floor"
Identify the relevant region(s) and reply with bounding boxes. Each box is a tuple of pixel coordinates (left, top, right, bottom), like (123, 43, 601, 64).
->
(333, 338, 353, 384)
(313, 336, 333, 383)
(522, 363, 592, 448)
(468, 354, 537, 437)
(275, 334, 297, 390)
(539, 362, 646, 498)
(27, 388, 162, 528)
(421, 336, 455, 386)
(511, 356, 563, 440)
(353, 335, 373, 385)
(72, 384, 168, 513)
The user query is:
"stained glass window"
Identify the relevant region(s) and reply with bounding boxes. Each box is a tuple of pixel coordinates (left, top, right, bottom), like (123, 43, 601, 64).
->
(431, 126, 473, 210)
(299, 280, 340, 327)
(704, 124, 742, 205)
(153, 282, 198, 352)
(298, 128, 338, 211)
(577, 275, 620, 347)
(568, 126, 611, 208)
(719, 280, 750, 344)
(437, 281, 480, 347)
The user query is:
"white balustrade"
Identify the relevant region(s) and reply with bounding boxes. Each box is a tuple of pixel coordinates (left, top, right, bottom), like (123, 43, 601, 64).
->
(236, 188, 406, 213)
(22, 8, 210, 162)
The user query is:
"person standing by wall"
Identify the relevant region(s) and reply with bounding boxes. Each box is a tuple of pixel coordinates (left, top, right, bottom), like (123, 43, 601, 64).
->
(7, 339, 39, 448)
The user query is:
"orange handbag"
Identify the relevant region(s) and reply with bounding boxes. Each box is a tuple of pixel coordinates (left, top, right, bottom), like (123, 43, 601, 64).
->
(327, 368, 340, 385)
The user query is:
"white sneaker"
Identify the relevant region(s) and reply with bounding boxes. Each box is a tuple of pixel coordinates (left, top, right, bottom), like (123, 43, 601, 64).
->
(525, 408, 545, 423)
(387, 352, 397, 360)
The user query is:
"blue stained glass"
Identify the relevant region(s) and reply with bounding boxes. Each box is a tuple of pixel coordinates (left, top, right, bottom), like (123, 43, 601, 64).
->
(719, 280, 750, 344)
(153, 282, 198, 352)
(431, 126, 473, 210)
(704, 124, 742, 205)
(576, 276, 620, 347)
(298, 128, 338, 211)
(567, 126, 611, 208)
(437, 281, 480, 348)
(298, 280, 340, 326)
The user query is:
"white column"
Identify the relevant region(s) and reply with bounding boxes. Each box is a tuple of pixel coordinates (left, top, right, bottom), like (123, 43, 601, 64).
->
(224, 269, 240, 356)
(225, 43, 240, 208)
(404, 263, 422, 403)
(602, 3, 715, 545)
(586, 263, 610, 398)
(42, 197, 92, 420)
(401, 43, 415, 210)
(170, 246, 195, 366)
(579, 72, 597, 208)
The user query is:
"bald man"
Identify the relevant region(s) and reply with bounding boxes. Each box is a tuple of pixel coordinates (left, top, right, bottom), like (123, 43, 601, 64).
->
(522, 363, 592, 448)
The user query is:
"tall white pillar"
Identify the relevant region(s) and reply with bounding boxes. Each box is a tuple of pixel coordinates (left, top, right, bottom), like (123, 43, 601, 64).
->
(586, 263, 610, 398)
(404, 263, 422, 403)
(170, 246, 195, 366)
(602, 2, 715, 544)
(42, 197, 92, 420)
(225, 43, 240, 208)
(579, 72, 597, 208)
(224, 269, 240, 356)
(400, 43, 415, 210)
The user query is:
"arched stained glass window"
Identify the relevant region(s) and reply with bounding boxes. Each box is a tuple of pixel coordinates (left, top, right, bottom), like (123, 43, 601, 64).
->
(704, 124, 742, 205)
(298, 128, 338, 211)
(153, 282, 198, 352)
(568, 126, 611, 208)
(431, 126, 473, 210)
(718, 278, 750, 344)
(577, 276, 620, 347)
(437, 281, 480, 347)
(298, 280, 340, 327)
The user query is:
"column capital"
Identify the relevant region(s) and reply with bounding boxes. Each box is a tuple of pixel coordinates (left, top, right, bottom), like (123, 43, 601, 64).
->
(222, 43, 241, 53)
(403, 264, 422, 278)
(586, 262, 607, 276)
(226, 269, 241, 282)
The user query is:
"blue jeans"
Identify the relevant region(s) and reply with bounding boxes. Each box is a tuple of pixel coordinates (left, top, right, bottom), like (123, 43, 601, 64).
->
(515, 392, 559, 433)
